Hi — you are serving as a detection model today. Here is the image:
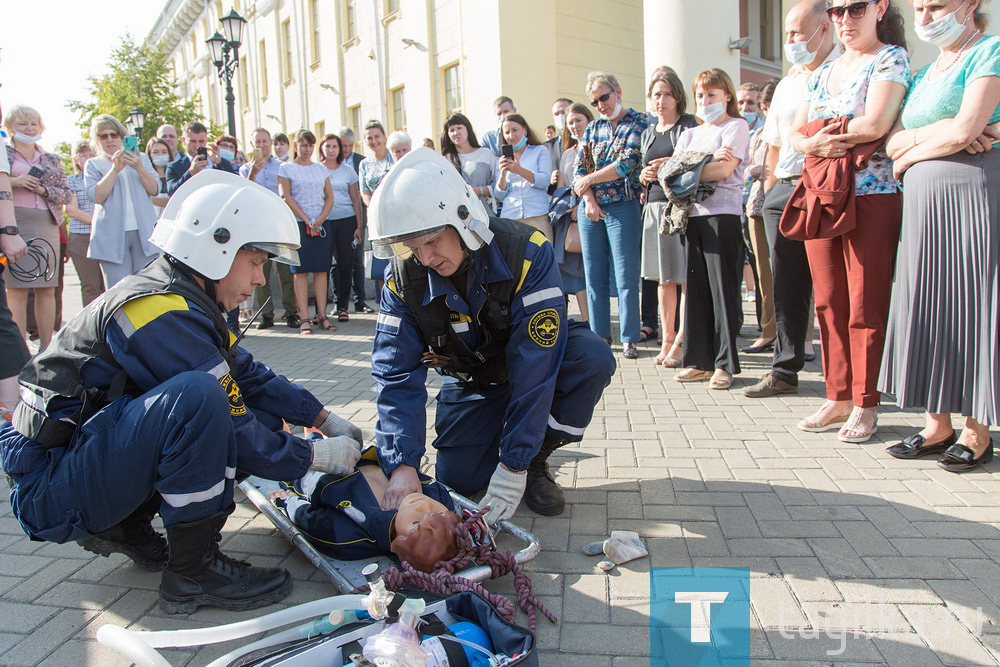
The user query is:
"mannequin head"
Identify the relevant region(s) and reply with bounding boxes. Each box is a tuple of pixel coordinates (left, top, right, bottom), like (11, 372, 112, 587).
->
(389, 493, 462, 572)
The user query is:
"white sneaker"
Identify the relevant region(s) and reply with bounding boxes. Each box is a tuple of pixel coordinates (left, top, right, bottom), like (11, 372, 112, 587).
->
(745, 291, 757, 303)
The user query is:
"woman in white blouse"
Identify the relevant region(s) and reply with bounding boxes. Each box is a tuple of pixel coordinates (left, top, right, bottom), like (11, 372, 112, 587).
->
(495, 113, 553, 241)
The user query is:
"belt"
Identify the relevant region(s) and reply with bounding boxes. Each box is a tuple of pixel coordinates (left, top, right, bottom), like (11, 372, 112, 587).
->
(778, 176, 800, 185)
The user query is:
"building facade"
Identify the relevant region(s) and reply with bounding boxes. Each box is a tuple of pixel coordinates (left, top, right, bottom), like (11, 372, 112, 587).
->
(148, 0, 949, 154)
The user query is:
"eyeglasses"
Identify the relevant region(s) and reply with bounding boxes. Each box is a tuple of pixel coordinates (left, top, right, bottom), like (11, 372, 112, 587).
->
(97, 132, 120, 140)
(590, 91, 613, 108)
(826, 0, 879, 20)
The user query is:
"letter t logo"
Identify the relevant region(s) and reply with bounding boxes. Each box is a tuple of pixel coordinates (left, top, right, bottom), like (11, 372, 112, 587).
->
(674, 592, 729, 642)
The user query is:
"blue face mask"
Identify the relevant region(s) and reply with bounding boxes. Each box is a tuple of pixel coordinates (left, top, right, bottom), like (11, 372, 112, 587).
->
(219, 148, 236, 162)
(512, 135, 528, 151)
(742, 112, 758, 125)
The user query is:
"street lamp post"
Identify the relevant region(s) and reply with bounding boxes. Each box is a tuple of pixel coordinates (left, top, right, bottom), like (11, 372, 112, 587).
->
(127, 107, 146, 144)
(206, 10, 247, 138)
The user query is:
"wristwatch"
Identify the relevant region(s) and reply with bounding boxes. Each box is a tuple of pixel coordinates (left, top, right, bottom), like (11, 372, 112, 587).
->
(0, 226, 18, 235)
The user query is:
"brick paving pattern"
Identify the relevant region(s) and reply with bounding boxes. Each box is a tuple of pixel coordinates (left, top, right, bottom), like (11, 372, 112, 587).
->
(2, 268, 1000, 665)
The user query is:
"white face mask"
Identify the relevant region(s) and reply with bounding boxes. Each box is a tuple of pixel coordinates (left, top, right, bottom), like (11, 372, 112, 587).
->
(600, 102, 622, 122)
(696, 101, 727, 123)
(915, 0, 971, 46)
(152, 155, 170, 168)
(14, 131, 41, 145)
(553, 115, 566, 131)
(784, 24, 822, 66)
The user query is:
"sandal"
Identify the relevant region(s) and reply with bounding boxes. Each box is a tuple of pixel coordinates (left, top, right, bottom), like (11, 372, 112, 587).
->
(674, 368, 711, 382)
(639, 326, 658, 343)
(299, 320, 314, 335)
(315, 315, 336, 331)
(337, 309, 349, 322)
(709, 369, 733, 390)
(837, 407, 878, 443)
(654, 352, 682, 368)
(798, 400, 851, 433)
(938, 438, 994, 472)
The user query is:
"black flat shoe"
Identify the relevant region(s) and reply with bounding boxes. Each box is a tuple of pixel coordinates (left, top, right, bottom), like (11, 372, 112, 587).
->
(937, 439, 994, 472)
(741, 339, 775, 354)
(886, 431, 957, 459)
(803, 352, 816, 362)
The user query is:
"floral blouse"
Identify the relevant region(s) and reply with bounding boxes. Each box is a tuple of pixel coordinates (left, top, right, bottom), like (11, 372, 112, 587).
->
(358, 154, 394, 194)
(806, 44, 911, 196)
(574, 108, 649, 205)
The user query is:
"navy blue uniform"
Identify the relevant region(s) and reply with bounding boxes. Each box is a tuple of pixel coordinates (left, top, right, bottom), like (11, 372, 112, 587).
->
(0, 287, 321, 544)
(372, 230, 615, 495)
(274, 450, 454, 560)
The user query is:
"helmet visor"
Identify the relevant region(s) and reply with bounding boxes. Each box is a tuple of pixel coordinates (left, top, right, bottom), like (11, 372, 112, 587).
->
(245, 242, 300, 266)
(371, 225, 448, 260)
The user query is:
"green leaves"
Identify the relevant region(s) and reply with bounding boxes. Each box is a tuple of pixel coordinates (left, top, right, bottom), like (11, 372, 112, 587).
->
(68, 33, 205, 147)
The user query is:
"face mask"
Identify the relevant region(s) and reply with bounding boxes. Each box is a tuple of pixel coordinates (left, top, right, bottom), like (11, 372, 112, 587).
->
(14, 132, 40, 144)
(151, 155, 170, 168)
(696, 101, 727, 123)
(915, 0, 970, 46)
(554, 115, 566, 132)
(784, 24, 822, 66)
(742, 112, 758, 125)
(599, 102, 622, 122)
(511, 135, 528, 151)
(219, 149, 236, 162)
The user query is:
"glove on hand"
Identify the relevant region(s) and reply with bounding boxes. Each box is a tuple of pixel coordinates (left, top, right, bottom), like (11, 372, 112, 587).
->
(318, 411, 364, 445)
(478, 464, 527, 525)
(310, 435, 362, 476)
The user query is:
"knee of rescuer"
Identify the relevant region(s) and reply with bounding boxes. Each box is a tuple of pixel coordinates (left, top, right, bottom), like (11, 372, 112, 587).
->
(156, 371, 232, 418)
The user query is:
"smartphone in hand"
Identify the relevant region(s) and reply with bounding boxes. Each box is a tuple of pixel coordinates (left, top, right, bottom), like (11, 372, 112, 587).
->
(501, 144, 515, 160)
(27, 166, 45, 179)
(196, 146, 208, 159)
(123, 135, 138, 152)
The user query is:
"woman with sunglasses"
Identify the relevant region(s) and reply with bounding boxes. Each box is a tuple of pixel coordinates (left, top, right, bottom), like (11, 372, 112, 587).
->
(84, 114, 160, 290)
(879, 0, 999, 471)
(574, 71, 649, 360)
(788, 0, 910, 442)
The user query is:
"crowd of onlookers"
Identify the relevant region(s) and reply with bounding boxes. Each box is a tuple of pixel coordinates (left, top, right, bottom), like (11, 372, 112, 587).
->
(1, 0, 998, 471)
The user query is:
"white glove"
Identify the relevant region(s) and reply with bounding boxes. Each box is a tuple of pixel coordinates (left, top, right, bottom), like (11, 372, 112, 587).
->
(478, 464, 527, 525)
(318, 410, 364, 445)
(309, 435, 362, 475)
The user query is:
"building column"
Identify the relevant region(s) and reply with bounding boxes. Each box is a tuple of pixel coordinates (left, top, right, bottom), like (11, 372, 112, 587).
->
(643, 0, 743, 89)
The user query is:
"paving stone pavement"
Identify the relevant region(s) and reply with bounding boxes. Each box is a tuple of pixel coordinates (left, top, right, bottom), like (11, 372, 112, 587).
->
(3, 268, 1000, 665)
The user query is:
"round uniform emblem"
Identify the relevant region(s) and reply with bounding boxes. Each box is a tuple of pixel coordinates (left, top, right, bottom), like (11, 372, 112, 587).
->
(338, 500, 352, 508)
(528, 308, 560, 347)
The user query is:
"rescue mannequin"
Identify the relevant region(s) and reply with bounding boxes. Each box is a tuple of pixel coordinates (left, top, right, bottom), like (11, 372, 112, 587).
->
(0, 171, 366, 614)
(367, 148, 616, 525)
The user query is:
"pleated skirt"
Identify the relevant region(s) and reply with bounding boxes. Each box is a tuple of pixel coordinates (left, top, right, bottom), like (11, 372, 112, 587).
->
(878, 150, 1000, 425)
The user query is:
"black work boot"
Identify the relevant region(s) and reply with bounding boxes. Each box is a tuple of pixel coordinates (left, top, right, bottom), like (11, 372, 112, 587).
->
(159, 508, 292, 614)
(524, 436, 568, 516)
(78, 494, 169, 571)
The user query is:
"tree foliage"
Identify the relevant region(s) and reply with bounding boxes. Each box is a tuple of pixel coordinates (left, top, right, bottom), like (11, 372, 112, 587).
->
(68, 34, 204, 143)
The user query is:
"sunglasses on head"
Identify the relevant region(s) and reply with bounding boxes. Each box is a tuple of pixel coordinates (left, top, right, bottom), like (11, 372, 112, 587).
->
(826, 0, 879, 20)
(590, 91, 613, 108)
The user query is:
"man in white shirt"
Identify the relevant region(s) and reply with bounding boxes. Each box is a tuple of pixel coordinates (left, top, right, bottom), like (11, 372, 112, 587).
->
(745, 0, 842, 399)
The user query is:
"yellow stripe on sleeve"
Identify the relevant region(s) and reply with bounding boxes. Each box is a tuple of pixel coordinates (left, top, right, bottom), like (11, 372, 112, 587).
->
(528, 231, 548, 247)
(120, 294, 189, 332)
(387, 276, 401, 297)
(515, 259, 532, 294)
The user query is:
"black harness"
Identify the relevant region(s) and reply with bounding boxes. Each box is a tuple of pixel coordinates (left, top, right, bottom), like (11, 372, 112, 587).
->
(389, 218, 534, 391)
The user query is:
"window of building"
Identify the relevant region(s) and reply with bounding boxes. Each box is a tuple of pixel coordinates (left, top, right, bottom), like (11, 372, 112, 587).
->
(309, 0, 322, 64)
(190, 33, 198, 60)
(258, 39, 269, 97)
(345, 0, 358, 42)
(349, 105, 362, 136)
(443, 63, 461, 114)
(215, 1, 223, 19)
(233, 0, 241, 11)
(315, 121, 326, 139)
(208, 82, 219, 125)
(758, 0, 778, 62)
(202, 18, 210, 40)
(239, 56, 250, 110)
(391, 87, 406, 131)
(281, 19, 293, 84)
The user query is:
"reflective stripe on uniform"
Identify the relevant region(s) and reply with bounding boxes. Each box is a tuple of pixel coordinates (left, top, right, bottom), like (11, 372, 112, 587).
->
(207, 360, 229, 380)
(160, 466, 237, 508)
(114, 294, 190, 338)
(377, 312, 401, 333)
(548, 413, 585, 436)
(452, 322, 470, 333)
(521, 286, 563, 308)
(19, 387, 46, 410)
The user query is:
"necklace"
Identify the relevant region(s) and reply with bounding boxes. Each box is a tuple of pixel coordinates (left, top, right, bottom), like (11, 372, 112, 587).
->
(935, 30, 981, 73)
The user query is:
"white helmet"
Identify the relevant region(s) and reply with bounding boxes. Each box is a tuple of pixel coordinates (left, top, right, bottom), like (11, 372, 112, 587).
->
(149, 170, 300, 280)
(369, 147, 494, 260)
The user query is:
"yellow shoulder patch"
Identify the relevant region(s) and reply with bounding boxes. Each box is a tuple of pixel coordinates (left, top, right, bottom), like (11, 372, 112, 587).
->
(228, 329, 238, 346)
(515, 259, 533, 294)
(121, 294, 189, 332)
(387, 276, 401, 297)
(528, 230, 549, 247)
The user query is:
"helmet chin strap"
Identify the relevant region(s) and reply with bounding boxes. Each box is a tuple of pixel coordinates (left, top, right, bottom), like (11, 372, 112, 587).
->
(165, 255, 225, 312)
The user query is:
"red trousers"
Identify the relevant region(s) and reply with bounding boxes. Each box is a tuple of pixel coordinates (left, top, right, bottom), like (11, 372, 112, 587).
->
(804, 193, 902, 408)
